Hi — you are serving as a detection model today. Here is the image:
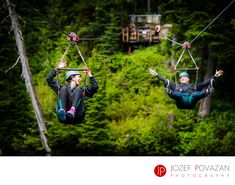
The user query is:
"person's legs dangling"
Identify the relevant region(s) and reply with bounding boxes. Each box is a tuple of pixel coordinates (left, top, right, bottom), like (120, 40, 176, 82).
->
(57, 86, 69, 122)
(66, 87, 85, 123)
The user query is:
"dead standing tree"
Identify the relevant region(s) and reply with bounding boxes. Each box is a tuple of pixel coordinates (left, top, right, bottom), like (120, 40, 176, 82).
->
(198, 49, 216, 120)
(6, 0, 51, 155)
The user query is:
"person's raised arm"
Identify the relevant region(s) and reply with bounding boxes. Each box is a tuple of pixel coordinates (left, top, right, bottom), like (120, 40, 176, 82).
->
(196, 69, 224, 91)
(149, 68, 176, 89)
(149, 68, 166, 82)
(46, 60, 68, 94)
(83, 67, 98, 98)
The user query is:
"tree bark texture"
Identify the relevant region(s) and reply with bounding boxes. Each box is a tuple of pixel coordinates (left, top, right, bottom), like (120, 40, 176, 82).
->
(198, 49, 216, 120)
(6, 0, 51, 154)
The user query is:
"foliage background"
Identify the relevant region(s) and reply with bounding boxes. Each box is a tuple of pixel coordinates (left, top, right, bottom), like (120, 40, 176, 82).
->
(0, 0, 235, 155)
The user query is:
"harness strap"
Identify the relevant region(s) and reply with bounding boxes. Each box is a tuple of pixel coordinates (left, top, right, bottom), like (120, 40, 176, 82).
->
(74, 42, 87, 67)
(57, 33, 88, 96)
(74, 42, 88, 95)
(174, 42, 199, 85)
(175, 84, 197, 92)
(60, 42, 72, 61)
(56, 42, 73, 95)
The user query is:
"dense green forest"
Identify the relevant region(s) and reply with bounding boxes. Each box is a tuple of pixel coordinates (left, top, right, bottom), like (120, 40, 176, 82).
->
(0, 0, 235, 156)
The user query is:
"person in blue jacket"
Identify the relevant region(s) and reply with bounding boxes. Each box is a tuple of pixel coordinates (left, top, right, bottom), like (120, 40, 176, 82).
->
(149, 69, 223, 109)
(46, 60, 98, 123)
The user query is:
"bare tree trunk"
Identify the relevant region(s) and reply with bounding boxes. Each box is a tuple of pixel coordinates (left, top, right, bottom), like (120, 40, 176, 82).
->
(198, 49, 216, 120)
(170, 36, 176, 67)
(147, 0, 151, 13)
(6, 0, 51, 155)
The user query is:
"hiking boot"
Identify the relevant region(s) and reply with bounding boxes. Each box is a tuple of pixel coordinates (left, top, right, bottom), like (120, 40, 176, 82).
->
(66, 107, 76, 119)
(57, 109, 66, 122)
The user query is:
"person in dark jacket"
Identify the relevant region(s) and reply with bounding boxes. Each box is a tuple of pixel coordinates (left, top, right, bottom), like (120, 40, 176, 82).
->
(149, 69, 223, 109)
(46, 60, 98, 123)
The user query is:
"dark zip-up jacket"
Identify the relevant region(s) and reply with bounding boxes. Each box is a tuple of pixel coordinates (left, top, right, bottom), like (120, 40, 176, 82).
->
(155, 73, 215, 93)
(46, 69, 98, 99)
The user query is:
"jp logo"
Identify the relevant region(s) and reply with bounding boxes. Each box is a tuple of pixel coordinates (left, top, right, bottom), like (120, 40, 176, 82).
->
(154, 164, 167, 177)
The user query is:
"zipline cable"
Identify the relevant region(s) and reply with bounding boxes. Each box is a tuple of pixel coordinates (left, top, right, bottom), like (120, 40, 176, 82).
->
(21, 0, 122, 41)
(78, 31, 122, 41)
(60, 42, 72, 61)
(167, 0, 234, 85)
(21, 0, 70, 37)
(166, 0, 235, 46)
(166, 37, 182, 46)
(190, 0, 235, 44)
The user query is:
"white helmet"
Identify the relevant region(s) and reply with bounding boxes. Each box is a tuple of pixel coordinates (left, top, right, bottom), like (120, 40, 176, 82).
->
(65, 71, 81, 81)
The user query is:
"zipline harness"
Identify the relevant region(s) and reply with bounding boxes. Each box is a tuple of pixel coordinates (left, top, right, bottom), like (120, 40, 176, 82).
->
(173, 41, 199, 85)
(21, 0, 122, 41)
(20, 0, 122, 94)
(56, 32, 88, 96)
(166, 0, 235, 84)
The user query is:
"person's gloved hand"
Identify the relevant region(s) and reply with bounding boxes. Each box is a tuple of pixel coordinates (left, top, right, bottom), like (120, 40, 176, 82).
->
(215, 70, 223, 77)
(85, 67, 92, 77)
(55, 60, 68, 70)
(149, 68, 158, 76)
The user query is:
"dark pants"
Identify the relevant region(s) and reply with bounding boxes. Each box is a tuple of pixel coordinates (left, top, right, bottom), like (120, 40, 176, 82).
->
(169, 91, 207, 109)
(56, 86, 85, 123)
